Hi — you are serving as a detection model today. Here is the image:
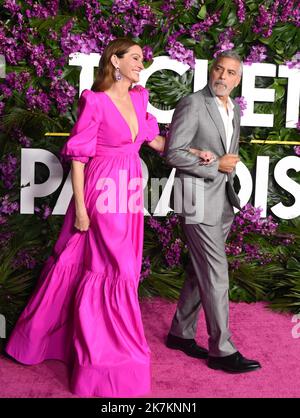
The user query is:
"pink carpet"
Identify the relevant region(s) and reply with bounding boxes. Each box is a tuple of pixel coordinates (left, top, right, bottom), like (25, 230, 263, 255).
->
(0, 298, 299, 398)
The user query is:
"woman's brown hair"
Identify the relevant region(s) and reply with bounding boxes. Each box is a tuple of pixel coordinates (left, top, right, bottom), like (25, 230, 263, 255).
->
(91, 38, 140, 92)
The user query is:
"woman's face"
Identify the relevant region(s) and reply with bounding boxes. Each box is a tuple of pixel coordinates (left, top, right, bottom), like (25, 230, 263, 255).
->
(113, 45, 144, 83)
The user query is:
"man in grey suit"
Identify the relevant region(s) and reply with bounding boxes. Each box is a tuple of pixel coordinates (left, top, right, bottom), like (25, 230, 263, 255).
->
(165, 51, 261, 373)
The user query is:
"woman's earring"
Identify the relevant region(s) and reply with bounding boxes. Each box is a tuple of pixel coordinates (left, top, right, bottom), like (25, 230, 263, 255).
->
(114, 66, 122, 81)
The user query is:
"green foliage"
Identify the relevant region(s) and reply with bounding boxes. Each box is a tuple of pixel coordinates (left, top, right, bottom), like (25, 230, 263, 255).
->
(0, 237, 38, 331)
(140, 213, 300, 313)
(139, 266, 185, 300)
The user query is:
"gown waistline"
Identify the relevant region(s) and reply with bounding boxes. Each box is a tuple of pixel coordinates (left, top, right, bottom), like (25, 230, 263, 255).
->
(94, 147, 140, 157)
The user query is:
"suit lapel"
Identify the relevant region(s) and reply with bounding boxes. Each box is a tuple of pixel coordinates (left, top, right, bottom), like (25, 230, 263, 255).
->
(229, 106, 240, 153)
(204, 88, 227, 153)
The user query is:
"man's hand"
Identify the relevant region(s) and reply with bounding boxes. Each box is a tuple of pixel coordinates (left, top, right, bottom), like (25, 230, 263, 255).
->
(218, 154, 240, 174)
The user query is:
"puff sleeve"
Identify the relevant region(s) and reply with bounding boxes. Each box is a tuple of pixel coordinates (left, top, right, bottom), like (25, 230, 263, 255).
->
(60, 89, 101, 163)
(141, 86, 159, 142)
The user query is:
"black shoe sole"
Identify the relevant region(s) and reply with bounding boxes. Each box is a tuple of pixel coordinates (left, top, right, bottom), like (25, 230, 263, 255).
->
(166, 342, 208, 359)
(208, 363, 261, 373)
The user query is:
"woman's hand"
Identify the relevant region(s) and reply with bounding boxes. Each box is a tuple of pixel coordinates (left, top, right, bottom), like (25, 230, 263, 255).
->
(189, 148, 216, 165)
(74, 209, 90, 232)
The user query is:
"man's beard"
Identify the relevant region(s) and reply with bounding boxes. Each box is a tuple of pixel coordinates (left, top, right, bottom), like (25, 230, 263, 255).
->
(211, 81, 231, 96)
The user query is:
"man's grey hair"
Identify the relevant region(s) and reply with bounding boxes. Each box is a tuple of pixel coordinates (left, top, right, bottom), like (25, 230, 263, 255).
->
(212, 50, 243, 76)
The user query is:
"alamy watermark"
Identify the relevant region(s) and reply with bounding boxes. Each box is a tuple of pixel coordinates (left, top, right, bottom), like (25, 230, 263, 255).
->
(94, 170, 206, 223)
(0, 54, 5, 78)
(0, 314, 6, 339)
(291, 314, 300, 339)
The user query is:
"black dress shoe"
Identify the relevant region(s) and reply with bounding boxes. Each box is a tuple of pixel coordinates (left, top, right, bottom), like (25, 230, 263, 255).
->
(166, 333, 208, 359)
(208, 351, 261, 373)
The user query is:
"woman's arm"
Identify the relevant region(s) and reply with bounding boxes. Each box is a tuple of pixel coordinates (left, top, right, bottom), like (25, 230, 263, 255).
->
(146, 135, 215, 164)
(71, 160, 90, 232)
(146, 135, 165, 152)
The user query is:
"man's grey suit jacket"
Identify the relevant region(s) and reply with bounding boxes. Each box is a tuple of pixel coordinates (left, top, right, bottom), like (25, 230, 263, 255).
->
(165, 85, 241, 226)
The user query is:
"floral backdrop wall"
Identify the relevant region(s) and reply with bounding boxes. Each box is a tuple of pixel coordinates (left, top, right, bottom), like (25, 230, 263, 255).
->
(0, 0, 300, 336)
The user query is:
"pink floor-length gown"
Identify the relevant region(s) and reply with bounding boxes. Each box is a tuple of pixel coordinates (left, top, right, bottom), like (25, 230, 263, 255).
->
(5, 85, 159, 398)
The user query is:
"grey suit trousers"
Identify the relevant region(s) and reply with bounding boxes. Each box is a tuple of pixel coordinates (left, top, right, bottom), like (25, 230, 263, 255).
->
(169, 194, 237, 357)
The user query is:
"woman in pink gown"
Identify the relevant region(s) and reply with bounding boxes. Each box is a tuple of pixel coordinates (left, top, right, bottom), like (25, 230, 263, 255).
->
(5, 38, 164, 398)
(5, 38, 214, 397)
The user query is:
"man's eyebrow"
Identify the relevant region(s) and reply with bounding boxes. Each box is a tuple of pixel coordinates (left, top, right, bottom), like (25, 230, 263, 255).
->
(216, 64, 237, 73)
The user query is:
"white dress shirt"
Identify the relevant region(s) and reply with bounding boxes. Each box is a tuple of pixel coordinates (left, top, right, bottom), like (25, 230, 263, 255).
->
(212, 94, 235, 183)
(214, 95, 235, 153)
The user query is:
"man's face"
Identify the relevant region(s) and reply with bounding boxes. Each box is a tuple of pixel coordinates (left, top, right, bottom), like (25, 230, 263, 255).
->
(209, 57, 241, 98)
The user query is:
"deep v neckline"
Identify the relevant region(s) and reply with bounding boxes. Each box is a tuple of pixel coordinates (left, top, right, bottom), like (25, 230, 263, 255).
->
(103, 90, 139, 143)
